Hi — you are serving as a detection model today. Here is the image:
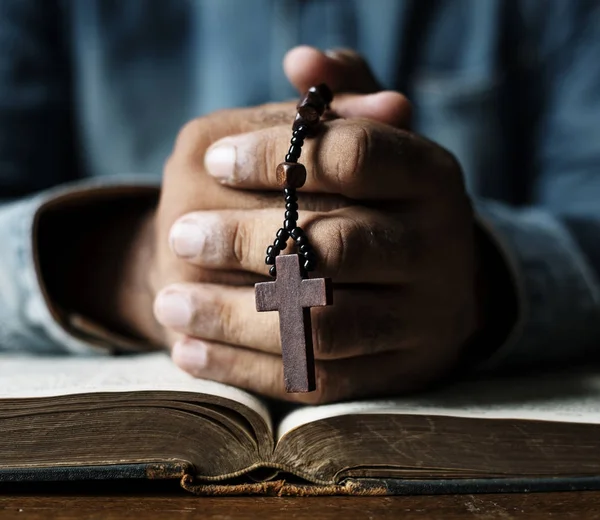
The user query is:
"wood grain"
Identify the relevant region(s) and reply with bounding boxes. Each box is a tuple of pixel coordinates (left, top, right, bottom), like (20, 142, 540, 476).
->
(1, 484, 600, 520)
(255, 254, 332, 393)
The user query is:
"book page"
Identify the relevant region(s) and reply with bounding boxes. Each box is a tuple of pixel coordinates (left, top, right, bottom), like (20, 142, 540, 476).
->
(0, 352, 270, 427)
(278, 369, 600, 439)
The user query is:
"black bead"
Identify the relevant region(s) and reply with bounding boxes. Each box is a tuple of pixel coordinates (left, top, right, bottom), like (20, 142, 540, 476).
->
(266, 255, 276, 265)
(266, 245, 277, 256)
(284, 219, 297, 231)
(274, 237, 286, 250)
(285, 201, 298, 211)
(290, 227, 304, 240)
(276, 228, 289, 240)
(285, 154, 297, 163)
(303, 259, 315, 272)
(290, 136, 304, 146)
(296, 235, 308, 246)
(303, 250, 317, 262)
(299, 243, 312, 254)
(285, 195, 298, 205)
(284, 188, 297, 197)
(285, 210, 299, 221)
(293, 126, 308, 139)
(269, 266, 277, 277)
(288, 144, 302, 159)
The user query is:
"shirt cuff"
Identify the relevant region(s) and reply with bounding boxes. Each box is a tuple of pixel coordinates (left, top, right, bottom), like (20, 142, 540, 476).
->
(28, 177, 159, 355)
(473, 199, 600, 371)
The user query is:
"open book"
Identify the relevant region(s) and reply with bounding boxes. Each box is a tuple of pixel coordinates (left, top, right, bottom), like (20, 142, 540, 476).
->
(2, 353, 600, 495)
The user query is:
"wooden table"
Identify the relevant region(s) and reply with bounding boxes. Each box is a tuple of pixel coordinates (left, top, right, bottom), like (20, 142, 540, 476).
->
(1, 482, 600, 519)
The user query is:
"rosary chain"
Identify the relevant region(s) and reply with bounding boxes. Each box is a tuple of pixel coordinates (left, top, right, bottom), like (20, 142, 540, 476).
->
(264, 84, 333, 277)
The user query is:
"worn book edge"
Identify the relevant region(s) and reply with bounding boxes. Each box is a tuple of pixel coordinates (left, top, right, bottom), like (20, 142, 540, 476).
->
(180, 475, 600, 496)
(3, 462, 600, 496)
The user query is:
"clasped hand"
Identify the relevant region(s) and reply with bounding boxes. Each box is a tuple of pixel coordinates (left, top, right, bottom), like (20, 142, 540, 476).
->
(140, 49, 481, 403)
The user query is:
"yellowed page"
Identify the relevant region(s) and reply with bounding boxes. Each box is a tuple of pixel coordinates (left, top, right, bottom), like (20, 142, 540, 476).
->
(0, 352, 270, 428)
(278, 369, 600, 439)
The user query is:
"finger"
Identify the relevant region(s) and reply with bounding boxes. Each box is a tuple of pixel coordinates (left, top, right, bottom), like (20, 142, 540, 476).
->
(204, 118, 462, 199)
(171, 337, 447, 404)
(283, 46, 412, 127)
(154, 283, 423, 360)
(284, 46, 382, 94)
(334, 91, 412, 129)
(166, 207, 412, 282)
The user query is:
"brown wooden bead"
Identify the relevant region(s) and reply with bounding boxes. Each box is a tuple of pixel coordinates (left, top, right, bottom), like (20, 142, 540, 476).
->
(292, 113, 318, 131)
(297, 91, 325, 123)
(276, 162, 307, 189)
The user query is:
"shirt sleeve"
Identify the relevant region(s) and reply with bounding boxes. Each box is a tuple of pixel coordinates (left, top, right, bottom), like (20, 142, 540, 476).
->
(473, 1, 600, 371)
(0, 178, 160, 354)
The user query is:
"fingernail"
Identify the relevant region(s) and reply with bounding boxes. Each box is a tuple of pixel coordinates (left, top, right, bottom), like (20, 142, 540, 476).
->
(205, 135, 254, 184)
(169, 213, 227, 265)
(154, 290, 193, 328)
(324, 49, 342, 60)
(324, 48, 353, 61)
(172, 339, 208, 370)
(169, 218, 207, 258)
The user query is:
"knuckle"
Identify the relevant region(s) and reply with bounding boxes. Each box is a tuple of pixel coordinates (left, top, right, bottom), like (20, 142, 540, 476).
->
(310, 215, 362, 278)
(262, 130, 281, 185)
(173, 118, 205, 155)
(311, 309, 335, 359)
(213, 292, 240, 343)
(231, 217, 252, 268)
(325, 123, 371, 197)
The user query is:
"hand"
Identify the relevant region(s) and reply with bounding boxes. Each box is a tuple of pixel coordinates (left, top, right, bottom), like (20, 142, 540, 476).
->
(103, 47, 410, 346)
(153, 49, 483, 404)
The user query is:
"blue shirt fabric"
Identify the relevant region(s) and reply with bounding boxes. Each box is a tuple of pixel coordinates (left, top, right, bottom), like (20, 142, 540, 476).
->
(0, 0, 599, 371)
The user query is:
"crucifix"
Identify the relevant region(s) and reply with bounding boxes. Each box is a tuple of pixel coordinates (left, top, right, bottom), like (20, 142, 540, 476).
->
(254, 83, 334, 393)
(255, 254, 332, 393)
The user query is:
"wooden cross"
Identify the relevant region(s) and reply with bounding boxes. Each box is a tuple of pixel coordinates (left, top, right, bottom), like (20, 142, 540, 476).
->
(255, 254, 333, 393)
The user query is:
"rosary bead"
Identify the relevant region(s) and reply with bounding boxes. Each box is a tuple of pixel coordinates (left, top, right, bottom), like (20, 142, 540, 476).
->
(266, 245, 277, 256)
(303, 259, 315, 272)
(293, 125, 309, 139)
(287, 144, 302, 159)
(293, 113, 319, 132)
(269, 265, 277, 277)
(309, 83, 333, 106)
(266, 255, 276, 265)
(285, 153, 297, 163)
(276, 228, 289, 240)
(285, 210, 299, 221)
(295, 235, 308, 246)
(276, 162, 307, 189)
(299, 243, 311, 254)
(290, 227, 304, 240)
(303, 250, 317, 263)
(284, 188, 297, 197)
(290, 135, 304, 146)
(284, 219, 297, 231)
(274, 237, 287, 250)
(285, 201, 298, 211)
(297, 91, 326, 122)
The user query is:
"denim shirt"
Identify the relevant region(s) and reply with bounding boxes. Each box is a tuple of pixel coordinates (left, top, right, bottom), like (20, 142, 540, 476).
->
(0, 0, 599, 371)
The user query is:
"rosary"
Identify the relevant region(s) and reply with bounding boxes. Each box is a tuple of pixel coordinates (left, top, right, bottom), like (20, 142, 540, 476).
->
(255, 84, 334, 393)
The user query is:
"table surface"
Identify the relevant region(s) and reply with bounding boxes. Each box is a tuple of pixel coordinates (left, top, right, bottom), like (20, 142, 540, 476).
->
(1, 482, 600, 520)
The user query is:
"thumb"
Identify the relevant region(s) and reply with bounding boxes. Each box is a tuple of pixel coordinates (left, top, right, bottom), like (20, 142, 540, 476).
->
(284, 45, 381, 94)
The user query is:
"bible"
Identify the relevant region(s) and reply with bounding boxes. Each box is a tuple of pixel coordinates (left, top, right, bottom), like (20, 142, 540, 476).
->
(2, 352, 600, 496)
